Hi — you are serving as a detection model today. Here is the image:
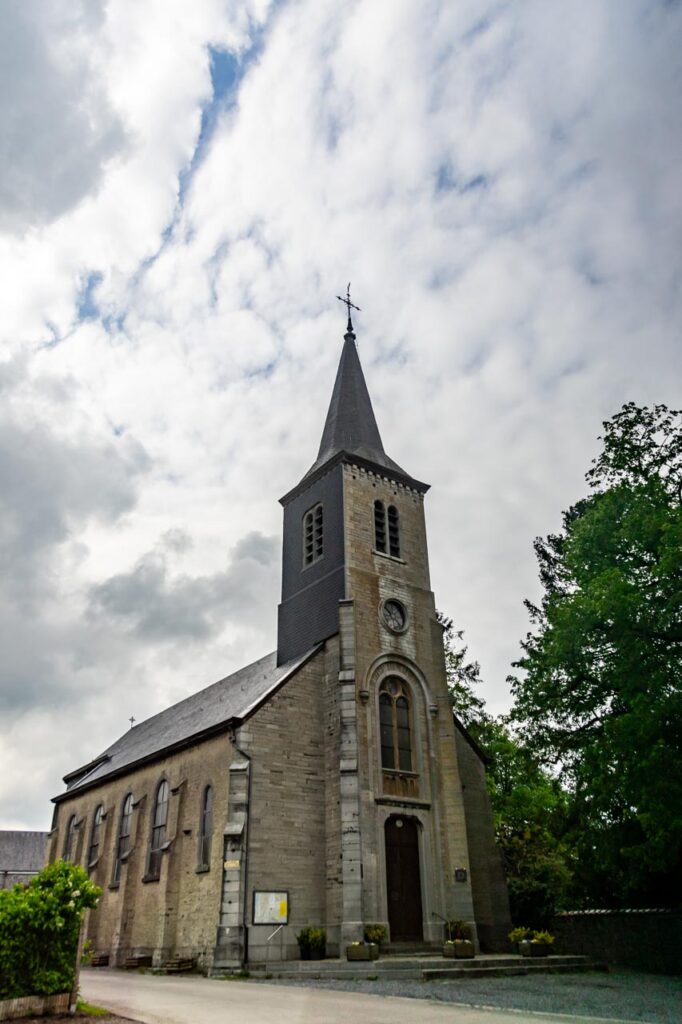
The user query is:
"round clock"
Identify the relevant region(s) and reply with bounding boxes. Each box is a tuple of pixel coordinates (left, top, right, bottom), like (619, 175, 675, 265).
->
(381, 598, 408, 633)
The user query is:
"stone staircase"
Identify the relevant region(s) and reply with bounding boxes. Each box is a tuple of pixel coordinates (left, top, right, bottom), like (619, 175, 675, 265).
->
(246, 952, 606, 981)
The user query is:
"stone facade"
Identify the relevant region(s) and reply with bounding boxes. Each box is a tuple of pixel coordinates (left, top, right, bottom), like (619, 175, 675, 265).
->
(49, 322, 511, 967)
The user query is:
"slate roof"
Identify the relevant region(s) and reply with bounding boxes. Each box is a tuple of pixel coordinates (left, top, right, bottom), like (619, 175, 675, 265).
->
(287, 326, 428, 499)
(0, 831, 48, 873)
(57, 646, 319, 801)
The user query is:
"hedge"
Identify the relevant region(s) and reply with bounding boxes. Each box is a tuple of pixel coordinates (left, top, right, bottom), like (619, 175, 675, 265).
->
(0, 860, 100, 1000)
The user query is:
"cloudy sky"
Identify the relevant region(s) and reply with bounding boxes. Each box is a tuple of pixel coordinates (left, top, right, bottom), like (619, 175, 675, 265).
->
(1, 0, 680, 830)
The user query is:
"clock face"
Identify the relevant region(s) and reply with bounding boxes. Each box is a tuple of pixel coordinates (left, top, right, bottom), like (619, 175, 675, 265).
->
(382, 599, 407, 633)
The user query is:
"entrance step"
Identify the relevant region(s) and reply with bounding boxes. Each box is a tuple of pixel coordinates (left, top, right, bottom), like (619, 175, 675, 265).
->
(246, 954, 606, 982)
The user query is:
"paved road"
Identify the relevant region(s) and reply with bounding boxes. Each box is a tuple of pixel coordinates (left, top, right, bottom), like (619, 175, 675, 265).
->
(82, 969, 641, 1024)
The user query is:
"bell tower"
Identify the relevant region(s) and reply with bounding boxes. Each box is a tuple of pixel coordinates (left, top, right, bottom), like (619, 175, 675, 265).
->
(277, 303, 510, 950)
(276, 315, 428, 665)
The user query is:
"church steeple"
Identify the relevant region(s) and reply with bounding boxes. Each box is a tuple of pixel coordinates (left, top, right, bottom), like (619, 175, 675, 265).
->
(276, 307, 428, 665)
(282, 322, 428, 505)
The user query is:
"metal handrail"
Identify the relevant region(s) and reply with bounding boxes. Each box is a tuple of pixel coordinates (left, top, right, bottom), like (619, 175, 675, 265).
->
(266, 924, 284, 943)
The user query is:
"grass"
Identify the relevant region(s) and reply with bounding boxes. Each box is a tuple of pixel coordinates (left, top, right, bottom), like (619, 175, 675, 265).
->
(76, 1000, 110, 1016)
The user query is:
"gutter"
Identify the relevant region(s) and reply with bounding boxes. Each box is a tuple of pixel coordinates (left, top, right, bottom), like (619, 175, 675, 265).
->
(228, 725, 252, 967)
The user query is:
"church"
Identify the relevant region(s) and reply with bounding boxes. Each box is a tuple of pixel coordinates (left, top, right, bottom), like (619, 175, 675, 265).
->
(48, 310, 511, 969)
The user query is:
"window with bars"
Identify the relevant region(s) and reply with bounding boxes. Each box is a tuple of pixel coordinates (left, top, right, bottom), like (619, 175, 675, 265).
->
(88, 805, 104, 867)
(62, 814, 77, 862)
(147, 779, 169, 880)
(198, 785, 213, 868)
(379, 677, 413, 772)
(374, 500, 386, 552)
(112, 793, 133, 884)
(303, 503, 324, 566)
(387, 505, 400, 557)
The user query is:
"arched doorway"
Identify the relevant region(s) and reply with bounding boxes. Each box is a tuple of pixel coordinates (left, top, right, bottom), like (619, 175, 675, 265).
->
(385, 816, 423, 941)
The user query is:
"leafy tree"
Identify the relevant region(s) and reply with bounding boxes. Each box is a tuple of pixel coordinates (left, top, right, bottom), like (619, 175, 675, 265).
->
(509, 403, 682, 907)
(482, 718, 574, 927)
(439, 612, 572, 924)
(0, 860, 100, 999)
(438, 612, 488, 730)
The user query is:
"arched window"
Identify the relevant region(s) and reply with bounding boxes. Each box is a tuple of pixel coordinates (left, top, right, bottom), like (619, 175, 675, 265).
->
(374, 500, 386, 552)
(88, 805, 104, 866)
(112, 793, 133, 884)
(62, 814, 77, 861)
(387, 505, 400, 557)
(303, 503, 324, 566)
(147, 779, 170, 879)
(379, 677, 412, 771)
(198, 785, 213, 868)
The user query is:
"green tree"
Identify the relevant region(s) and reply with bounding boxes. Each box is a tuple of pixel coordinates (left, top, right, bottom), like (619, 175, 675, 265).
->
(438, 612, 488, 730)
(439, 612, 572, 925)
(509, 403, 682, 907)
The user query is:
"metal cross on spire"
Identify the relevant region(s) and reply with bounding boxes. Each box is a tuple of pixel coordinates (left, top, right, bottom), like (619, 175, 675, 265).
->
(336, 282, 361, 334)
(129, 716, 136, 729)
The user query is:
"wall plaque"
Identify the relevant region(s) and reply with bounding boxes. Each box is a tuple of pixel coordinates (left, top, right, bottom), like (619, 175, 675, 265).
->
(252, 890, 289, 925)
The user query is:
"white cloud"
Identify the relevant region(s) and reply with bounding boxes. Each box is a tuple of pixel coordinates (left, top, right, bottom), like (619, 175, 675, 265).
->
(0, 0, 680, 827)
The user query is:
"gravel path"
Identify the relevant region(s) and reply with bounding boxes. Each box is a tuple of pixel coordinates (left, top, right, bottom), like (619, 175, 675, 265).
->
(252, 969, 682, 1023)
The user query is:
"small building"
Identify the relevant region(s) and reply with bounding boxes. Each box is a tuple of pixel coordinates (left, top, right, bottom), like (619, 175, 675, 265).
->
(48, 316, 511, 968)
(0, 831, 48, 889)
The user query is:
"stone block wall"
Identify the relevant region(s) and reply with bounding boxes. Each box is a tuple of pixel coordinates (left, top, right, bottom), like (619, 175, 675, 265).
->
(48, 731, 232, 970)
(553, 910, 682, 974)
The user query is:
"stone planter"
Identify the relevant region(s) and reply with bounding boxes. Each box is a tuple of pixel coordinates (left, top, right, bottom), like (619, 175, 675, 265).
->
(0, 991, 70, 1021)
(346, 943, 379, 961)
(309, 947, 325, 961)
(443, 940, 475, 959)
(520, 940, 549, 957)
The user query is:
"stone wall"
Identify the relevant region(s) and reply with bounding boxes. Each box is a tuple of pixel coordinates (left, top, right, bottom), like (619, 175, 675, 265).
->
(553, 910, 682, 974)
(454, 727, 512, 951)
(237, 645, 341, 962)
(49, 731, 232, 970)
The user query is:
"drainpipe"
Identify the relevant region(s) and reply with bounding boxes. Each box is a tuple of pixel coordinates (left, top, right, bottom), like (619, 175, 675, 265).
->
(228, 724, 252, 967)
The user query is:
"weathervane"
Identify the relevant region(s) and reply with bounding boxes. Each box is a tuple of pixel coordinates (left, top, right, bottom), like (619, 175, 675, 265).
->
(336, 282, 361, 334)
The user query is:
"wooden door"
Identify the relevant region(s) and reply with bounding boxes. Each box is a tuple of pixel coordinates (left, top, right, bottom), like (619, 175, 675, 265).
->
(385, 816, 423, 941)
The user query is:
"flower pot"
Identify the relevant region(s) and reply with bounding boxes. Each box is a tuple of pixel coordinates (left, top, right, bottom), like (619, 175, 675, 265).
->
(454, 940, 475, 959)
(346, 943, 379, 961)
(309, 947, 325, 960)
(519, 940, 548, 957)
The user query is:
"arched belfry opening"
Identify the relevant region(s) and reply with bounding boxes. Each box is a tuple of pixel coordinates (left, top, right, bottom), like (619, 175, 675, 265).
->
(385, 815, 423, 941)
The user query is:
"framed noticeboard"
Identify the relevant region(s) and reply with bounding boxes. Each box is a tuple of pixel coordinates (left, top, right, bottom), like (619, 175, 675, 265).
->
(252, 890, 289, 925)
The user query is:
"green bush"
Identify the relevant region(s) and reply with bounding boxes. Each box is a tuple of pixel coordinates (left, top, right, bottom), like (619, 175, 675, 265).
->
(363, 924, 387, 945)
(0, 860, 100, 1000)
(308, 927, 326, 953)
(444, 919, 470, 940)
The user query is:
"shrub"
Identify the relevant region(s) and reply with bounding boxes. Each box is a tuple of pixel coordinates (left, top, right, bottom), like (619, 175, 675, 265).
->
(508, 926, 532, 945)
(531, 930, 555, 945)
(308, 928, 326, 953)
(444, 919, 470, 941)
(363, 924, 387, 945)
(296, 927, 312, 955)
(0, 860, 100, 1000)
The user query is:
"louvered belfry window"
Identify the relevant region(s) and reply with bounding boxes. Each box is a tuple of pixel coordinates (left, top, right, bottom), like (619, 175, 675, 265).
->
(303, 503, 324, 566)
(387, 505, 400, 557)
(374, 500, 387, 552)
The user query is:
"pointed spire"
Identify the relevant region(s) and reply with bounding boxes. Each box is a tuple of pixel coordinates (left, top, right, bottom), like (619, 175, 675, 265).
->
(283, 323, 428, 501)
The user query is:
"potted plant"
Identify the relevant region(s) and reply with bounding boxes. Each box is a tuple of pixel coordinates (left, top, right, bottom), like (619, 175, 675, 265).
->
(296, 927, 312, 960)
(308, 927, 327, 960)
(519, 930, 555, 957)
(346, 940, 379, 961)
(442, 921, 474, 959)
(508, 926, 532, 953)
(364, 923, 388, 950)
